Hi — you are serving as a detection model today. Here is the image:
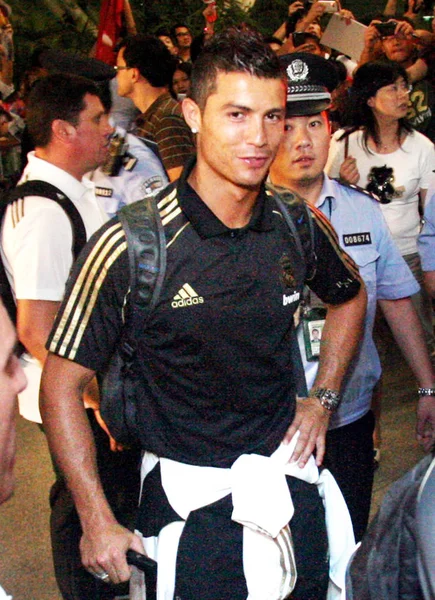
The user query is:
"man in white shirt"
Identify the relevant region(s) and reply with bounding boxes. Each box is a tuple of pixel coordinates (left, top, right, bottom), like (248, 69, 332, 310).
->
(0, 73, 142, 600)
(1, 73, 111, 425)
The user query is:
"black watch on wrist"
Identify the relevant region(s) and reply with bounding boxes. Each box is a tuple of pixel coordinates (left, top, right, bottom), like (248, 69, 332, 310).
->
(310, 388, 342, 412)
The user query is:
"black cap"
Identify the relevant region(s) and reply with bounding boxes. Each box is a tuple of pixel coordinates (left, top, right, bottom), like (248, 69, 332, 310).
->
(39, 50, 115, 82)
(279, 53, 339, 117)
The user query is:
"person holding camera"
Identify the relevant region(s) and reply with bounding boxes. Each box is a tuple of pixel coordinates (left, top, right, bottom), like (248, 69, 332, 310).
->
(359, 17, 435, 141)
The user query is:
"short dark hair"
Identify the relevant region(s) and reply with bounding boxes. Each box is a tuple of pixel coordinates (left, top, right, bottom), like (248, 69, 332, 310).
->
(120, 34, 177, 88)
(27, 73, 100, 148)
(171, 23, 191, 39)
(190, 28, 284, 110)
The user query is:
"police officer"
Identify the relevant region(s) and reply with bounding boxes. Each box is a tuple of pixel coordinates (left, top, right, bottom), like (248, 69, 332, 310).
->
(418, 177, 435, 298)
(86, 125, 168, 218)
(269, 52, 435, 541)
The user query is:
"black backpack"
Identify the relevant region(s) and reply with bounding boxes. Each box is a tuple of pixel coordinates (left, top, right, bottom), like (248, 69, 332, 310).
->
(0, 180, 87, 336)
(100, 185, 316, 446)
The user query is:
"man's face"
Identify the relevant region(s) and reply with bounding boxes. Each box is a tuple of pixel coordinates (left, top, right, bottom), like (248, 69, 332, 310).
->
(175, 27, 192, 49)
(382, 34, 414, 65)
(74, 93, 113, 174)
(0, 302, 26, 505)
(115, 47, 134, 98)
(158, 35, 178, 56)
(271, 111, 331, 188)
(185, 72, 286, 191)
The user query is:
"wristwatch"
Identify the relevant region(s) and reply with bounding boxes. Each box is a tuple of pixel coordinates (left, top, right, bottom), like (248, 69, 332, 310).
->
(418, 388, 435, 397)
(310, 388, 342, 412)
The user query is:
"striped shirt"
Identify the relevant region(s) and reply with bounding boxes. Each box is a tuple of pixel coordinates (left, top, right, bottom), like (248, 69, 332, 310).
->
(135, 93, 194, 173)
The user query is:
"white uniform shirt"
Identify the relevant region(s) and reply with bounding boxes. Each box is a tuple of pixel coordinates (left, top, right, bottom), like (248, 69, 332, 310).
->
(0, 152, 108, 422)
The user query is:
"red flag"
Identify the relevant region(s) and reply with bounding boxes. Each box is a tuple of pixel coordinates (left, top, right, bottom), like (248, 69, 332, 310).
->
(95, 0, 124, 65)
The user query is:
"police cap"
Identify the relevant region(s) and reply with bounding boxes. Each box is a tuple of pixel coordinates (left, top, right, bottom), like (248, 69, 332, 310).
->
(39, 50, 115, 82)
(279, 53, 338, 117)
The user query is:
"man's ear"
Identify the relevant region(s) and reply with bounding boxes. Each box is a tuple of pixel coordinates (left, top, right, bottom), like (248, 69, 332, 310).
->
(181, 97, 202, 134)
(51, 119, 76, 144)
(367, 96, 375, 109)
(130, 67, 141, 83)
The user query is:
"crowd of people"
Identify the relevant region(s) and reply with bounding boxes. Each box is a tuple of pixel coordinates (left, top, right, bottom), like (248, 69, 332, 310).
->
(0, 0, 435, 599)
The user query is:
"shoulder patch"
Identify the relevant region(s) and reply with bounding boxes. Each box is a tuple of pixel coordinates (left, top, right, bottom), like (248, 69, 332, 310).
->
(333, 178, 381, 203)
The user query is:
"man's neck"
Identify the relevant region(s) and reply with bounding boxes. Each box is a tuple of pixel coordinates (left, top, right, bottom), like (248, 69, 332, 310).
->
(269, 171, 324, 207)
(134, 84, 168, 114)
(34, 148, 85, 182)
(178, 48, 191, 62)
(188, 164, 260, 229)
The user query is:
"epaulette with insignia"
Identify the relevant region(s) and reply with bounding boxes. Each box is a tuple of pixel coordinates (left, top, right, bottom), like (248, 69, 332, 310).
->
(332, 178, 381, 203)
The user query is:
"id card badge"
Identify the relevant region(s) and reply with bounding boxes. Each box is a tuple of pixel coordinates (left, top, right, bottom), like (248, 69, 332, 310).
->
(302, 307, 326, 361)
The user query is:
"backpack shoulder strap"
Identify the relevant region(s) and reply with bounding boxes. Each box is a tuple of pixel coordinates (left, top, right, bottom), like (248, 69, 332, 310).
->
(117, 196, 166, 353)
(266, 183, 316, 280)
(6, 180, 87, 259)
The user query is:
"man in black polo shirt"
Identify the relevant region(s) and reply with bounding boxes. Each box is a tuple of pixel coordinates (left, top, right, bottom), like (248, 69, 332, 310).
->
(40, 30, 366, 600)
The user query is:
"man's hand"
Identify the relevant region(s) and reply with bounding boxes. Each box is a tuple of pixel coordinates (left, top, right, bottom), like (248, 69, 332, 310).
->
(282, 396, 330, 468)
(81, 522, 145, 584)
(339, 156, 360, 185)
(94, 409, 125, 452)
(364, 21, 381, 49)
(289, 0, 305, 15)
(417, 396, 435, 452)
(394, 19, 414, 39)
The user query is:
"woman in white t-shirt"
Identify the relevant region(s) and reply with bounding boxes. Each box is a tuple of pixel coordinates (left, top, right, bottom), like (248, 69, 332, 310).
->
(326, 60, 435, 355)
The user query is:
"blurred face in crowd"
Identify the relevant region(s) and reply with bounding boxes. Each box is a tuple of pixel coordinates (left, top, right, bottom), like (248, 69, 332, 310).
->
(115, 47, 134, 98)
(0, 301, 27, 505)
(172, 68, 191, 97)
(175, 26, 192, 49)
(182, 71, 286, 192)
(270, 111, 331, 189)
(306, 22, 323, 38)
(381, 32, 414, 66)
(367, 77, 411, 121)
(158, 35, 178, 56)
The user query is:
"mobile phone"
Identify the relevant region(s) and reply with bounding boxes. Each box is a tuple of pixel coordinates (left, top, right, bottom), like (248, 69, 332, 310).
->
(293, 32, 307, 47)
(318, 1, 338, 13)
(375, 21, 397, 37)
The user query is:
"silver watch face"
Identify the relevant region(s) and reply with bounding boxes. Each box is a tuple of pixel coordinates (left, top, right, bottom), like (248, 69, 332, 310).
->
(312, 388, 341, 411)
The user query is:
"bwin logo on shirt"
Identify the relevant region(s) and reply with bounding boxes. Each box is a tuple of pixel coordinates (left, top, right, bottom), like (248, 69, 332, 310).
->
(283, 292, 300, 306)
(172, 284, 204, 308)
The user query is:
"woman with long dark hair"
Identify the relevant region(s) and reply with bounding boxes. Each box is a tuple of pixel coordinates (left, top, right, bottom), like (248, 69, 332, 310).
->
(327, 61, 435, 312)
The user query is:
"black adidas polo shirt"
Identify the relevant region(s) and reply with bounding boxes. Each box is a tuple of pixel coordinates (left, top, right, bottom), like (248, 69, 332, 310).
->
(48, 161, 361, 468)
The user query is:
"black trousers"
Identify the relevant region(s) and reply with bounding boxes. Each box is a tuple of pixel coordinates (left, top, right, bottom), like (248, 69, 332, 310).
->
(49, 410, 142, 600)
(324, 410, 375, 543)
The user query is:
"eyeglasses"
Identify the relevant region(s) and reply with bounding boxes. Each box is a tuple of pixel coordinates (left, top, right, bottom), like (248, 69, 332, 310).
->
(114, 65, 131, 72)
(380, 82, 412, 96)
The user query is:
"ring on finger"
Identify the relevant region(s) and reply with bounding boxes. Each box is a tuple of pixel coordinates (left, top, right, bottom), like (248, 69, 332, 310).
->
(93, 571, 110, 582)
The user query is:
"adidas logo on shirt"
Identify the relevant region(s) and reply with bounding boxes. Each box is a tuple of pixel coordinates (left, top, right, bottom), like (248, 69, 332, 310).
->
(172, 284, 204, 308)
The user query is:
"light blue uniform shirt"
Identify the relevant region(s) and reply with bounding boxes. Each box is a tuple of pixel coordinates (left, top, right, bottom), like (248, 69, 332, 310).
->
(298, 175, 419, 429)
(418, 180, 435, 271)
(86, 128, 168, 219)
